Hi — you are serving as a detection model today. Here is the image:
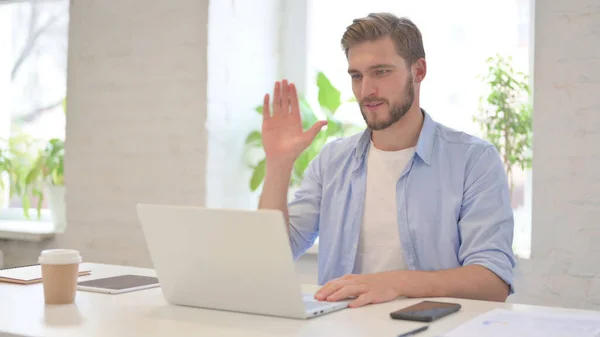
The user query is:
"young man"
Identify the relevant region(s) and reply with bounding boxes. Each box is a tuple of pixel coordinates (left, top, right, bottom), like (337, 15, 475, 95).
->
(258, 13, 516, 308)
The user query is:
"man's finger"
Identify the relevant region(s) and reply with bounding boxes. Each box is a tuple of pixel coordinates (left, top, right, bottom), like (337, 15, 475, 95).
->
(349, 293, 372, 308)
(314, 279, 350, 301)
(272, 81, 281, 116)
(262, 94, 270, 120)
(326, 284, 368, 302)
(281, 79, 290, 115)
(315, 278, 356, 301)
(289, 83, 301, 121)
(303, 121, 328, 143)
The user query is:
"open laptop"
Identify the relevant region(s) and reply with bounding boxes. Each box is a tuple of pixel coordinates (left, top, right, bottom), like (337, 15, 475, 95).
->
(135, 203, 350, 319)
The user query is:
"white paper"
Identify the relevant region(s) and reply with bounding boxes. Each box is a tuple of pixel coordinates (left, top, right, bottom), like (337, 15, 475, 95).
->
(0, 265, 42, 281)
(442, 308, 600, 337)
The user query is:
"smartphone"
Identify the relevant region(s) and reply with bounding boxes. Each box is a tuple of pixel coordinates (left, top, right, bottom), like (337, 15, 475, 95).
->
(390, 300, 461, 322)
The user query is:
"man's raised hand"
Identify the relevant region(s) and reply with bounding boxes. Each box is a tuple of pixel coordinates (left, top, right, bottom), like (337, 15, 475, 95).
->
(261, 80, 327, 168)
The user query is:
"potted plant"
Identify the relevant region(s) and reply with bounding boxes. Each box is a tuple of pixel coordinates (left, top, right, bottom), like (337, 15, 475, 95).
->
(473, 53, 533, 202)
(23, 138, 65, 231)
(244, 72, 363, 193)
(0, 133, 38, 214)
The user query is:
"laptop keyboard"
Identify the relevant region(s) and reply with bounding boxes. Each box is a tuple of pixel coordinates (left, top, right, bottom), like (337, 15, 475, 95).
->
(303, 293, 333, 311)
(304, 300, 327, 311)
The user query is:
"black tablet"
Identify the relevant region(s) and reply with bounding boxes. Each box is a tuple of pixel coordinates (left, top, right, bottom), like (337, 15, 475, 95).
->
(77, 275, 160, 294)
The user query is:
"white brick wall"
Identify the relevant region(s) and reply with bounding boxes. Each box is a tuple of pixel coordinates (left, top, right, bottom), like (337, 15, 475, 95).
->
(509, 0, 600, 310)
(63, 0, 210, 267)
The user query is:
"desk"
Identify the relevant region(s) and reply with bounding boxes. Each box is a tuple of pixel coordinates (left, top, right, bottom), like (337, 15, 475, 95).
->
(0, 263, 596, 337)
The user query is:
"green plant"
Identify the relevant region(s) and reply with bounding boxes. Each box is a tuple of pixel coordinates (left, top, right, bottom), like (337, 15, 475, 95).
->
(22, 138, 64, 218)
(474, 54, 533, 199)
(1, 97, 67, 218)
(244, 72, 363, 191)
(0, 133, 39, 211)
(23, 96, 66, 218)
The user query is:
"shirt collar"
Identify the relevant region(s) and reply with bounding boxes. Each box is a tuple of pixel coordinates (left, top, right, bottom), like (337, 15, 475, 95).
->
(353, 108, 436, 169)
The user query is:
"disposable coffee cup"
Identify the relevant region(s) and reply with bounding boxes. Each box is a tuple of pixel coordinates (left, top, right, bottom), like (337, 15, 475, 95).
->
(38, 249, 82, 305)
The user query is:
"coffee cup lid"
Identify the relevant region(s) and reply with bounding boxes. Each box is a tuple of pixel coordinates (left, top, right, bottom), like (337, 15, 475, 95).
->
(38, 249, 82, 265)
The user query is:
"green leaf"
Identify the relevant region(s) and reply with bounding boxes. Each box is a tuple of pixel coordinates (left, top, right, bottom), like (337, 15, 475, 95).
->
(250, 159, 266, 192)
(317, 72, 341, 114)
(311, 130, 328, 152)
(294, 151, 310, 179)
(244, 130, 262, 147)
(21, 194, 31, 219)
(325, 118, 343, 137)
(294, 131, 327, 180)
(33, 188, 43, 219)
(255, 105, 263, 115)
(299, 98, 318, 131)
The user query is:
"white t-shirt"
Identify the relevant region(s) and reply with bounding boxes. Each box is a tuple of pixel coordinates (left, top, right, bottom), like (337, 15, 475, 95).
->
(353, 142, 415, 274)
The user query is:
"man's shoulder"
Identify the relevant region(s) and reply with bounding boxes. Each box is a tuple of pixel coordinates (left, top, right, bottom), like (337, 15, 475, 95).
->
(433, 121, 492, 149)
(432, 120, 496, 158)
(429, 120, 503, 173)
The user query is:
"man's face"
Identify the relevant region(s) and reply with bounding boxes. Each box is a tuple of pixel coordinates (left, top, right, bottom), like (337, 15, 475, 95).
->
(347, 36, 415, 131)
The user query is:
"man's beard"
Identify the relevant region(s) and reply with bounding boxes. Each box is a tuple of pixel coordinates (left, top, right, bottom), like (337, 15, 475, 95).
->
(360, 75, 415, 131)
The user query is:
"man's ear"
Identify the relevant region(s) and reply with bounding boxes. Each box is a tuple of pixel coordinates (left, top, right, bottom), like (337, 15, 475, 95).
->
(412, 58, 427, 83)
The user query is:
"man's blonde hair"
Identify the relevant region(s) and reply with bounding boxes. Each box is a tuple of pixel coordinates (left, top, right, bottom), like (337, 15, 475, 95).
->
(341, 13, 425, 66)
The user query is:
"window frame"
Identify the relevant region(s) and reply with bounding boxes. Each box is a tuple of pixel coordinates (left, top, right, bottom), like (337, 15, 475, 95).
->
(0, 0, 67, 225)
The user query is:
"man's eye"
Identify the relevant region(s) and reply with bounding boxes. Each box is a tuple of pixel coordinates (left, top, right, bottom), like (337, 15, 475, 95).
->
(351, 74, 362, 79)
(376, 70, 389, 76)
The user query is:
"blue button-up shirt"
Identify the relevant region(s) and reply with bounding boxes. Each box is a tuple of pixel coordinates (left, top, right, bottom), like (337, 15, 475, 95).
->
(287, 110, 516, 294)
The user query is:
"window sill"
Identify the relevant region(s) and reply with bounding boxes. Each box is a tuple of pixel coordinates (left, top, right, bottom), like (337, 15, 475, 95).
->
(0, 220, 56, 242)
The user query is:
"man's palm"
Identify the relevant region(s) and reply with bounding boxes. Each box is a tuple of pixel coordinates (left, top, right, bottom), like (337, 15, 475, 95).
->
(262, 80, 327, 165)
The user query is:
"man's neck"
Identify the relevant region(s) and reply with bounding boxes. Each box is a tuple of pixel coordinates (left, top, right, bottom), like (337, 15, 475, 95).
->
(370, 106, 424, 152)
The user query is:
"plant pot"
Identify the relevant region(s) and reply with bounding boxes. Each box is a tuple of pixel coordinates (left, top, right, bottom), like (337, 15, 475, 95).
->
(47, 185, 67, 233)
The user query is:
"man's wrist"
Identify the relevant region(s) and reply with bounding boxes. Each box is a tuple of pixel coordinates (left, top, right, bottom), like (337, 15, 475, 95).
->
(389, 270, 440, 298)
(265, 159, 296, 183)
(265, 158, 295, 173)
(389, 270, 409, 297)
(263, 160, 294, 191)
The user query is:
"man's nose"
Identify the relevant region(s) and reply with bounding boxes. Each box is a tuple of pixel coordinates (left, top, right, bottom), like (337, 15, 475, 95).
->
(361, 78, 377, 98)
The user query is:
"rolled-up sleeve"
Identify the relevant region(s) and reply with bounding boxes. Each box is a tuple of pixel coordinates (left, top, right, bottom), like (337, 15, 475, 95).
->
(458, 145, 517, 294)
(287, 146, 328, 260)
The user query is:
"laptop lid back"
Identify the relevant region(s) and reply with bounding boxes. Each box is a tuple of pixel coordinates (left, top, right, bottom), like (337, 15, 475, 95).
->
(136, 204, 307, 318)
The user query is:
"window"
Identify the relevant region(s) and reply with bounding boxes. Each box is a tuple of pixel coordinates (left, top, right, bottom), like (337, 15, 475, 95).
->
(302, 0, 532, 257)
(0, 0, 68, 222)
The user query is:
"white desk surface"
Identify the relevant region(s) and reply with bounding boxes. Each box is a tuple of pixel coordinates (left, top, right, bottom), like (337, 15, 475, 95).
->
(0, 262, 597, 337)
